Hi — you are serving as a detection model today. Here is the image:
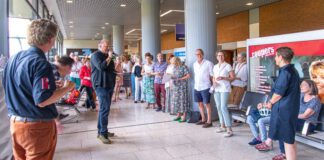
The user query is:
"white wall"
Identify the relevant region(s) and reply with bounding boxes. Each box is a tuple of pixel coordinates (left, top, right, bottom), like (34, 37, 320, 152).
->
(63, 40, 99, 54)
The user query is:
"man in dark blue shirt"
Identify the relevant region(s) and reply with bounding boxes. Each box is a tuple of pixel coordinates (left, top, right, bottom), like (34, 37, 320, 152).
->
(91, 40, 116, 144)
(2, 19, 75, 160)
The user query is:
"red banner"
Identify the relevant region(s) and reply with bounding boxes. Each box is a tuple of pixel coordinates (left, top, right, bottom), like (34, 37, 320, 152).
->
(249, 39, 324, 57)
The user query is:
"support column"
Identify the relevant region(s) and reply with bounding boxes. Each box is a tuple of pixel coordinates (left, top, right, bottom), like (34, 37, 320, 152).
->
(140, 0, 160, 60)
(0, 0, 9, 57)
(185, 0, 217, 114)
(113, 25, 124, 55)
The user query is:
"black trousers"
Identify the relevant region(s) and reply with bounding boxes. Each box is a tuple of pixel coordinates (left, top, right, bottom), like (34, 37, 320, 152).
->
(80, 85, 96, 109)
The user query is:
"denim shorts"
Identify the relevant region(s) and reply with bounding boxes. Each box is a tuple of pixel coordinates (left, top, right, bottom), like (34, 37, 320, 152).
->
(194, 89, 211, 104)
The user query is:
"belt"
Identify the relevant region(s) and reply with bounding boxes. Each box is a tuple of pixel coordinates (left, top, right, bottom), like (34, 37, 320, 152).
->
(10, 115, 54, 122)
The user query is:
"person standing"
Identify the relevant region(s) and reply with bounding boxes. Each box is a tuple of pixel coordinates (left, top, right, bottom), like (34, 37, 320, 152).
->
(113, 56, 123, 102)
(213, 51, 235, 137)
(171, 57, 190, 122)
(3, 19, 75, 160)
(228, 52, 248, 106)
(193, 49, 214, 128)
(263, 47, 300, 160)
(70, 55, 82, 89)
(90, 40, 116, 144)
(122, 55, 132, 98)
(134, 56, 144, 103)
(165, 55, 175, 114)
(142, 52, 156, 109)
(79, 58, 96, 111)
(152, 53, 168, 112)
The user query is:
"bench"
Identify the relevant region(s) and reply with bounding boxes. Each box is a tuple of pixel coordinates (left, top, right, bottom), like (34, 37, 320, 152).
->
(295, 104, 324, 150)
(228, 91, 268, 123)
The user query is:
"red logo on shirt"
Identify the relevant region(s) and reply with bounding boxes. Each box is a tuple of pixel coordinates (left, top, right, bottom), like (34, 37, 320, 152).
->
(41, 77, 50, 89)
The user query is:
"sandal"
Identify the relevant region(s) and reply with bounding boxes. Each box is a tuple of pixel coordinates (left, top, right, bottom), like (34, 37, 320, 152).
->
(173, 117, 181, 121)
(255, 142, 273, 152)
(272, 153, 286, 160)
(178, 118, 186, 123)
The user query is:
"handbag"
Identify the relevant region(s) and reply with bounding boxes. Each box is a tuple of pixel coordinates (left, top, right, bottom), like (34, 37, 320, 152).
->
(249, 107, 262, 123)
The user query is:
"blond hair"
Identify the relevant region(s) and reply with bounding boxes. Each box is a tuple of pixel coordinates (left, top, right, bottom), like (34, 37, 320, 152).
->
(27, 19, 58, 46)
(309, 60, 324, 79)
(172, 57, 182, 66)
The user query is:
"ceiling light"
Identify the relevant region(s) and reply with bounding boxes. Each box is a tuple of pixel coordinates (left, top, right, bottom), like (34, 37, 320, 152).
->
(101, 26, 105, 29)
(161, 29, 167, 33)
(66, 0, 73, 3)
(216, 12, 219, 15)
(105, 22, 109, 25)
(161, 24, 176, 27)
(120, 4, 126, 7)
(160, 10, 184, 17)
(246, 2, 253, 6)
(69, 21, 73, 24)
(126, 29, 141, 35)
(69, 25, 73, 28)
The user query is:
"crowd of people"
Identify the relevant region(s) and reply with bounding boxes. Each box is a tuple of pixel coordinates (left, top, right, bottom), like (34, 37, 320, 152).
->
(2, 18, 323, 160)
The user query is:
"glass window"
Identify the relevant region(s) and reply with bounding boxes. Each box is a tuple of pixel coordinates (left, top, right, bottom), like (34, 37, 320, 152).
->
(8, 18, 31, 56)
(38, 0, 44, 18)
(9, 0, 36, 19)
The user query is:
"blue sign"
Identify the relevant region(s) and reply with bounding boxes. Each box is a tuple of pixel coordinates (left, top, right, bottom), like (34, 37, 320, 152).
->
(174, 51, 186, 57)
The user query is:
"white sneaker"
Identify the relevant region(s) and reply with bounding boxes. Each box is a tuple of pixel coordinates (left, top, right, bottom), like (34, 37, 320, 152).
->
(216, 127, 226, 133)
(223, 131, 233, 137)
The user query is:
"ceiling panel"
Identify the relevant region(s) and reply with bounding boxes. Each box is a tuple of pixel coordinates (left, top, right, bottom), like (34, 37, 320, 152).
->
(44, 0, 280, 43)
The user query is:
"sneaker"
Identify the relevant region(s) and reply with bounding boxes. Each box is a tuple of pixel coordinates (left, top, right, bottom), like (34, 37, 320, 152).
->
(156, 107, 162, 112)
(108, 132, 115, 137)
(196, 120, 206, 125)
(248, 138, 262, 146)
(134, 101, 138, 103)
(202, 123, 213, 128)
(215, 127, 226, 133)
(58, 113, 69, 120)
(141, 100, 145, 103)
(98, 134, 112, 144)
(223, 131, 233, 137)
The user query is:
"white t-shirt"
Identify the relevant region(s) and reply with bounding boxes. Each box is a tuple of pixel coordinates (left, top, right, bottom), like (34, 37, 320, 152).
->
(193, 59, 214, 91)
(122, 61, 132, 73)
(70, 61, 82, 78)
(231, 63, 248, 87)
(213, 62, 233, 92)
(164, 65, 174, 88)
(143, 63, 154, 74)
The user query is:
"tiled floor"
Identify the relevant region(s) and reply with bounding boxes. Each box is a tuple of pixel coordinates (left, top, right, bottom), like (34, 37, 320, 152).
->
(54, 96, 323, 160)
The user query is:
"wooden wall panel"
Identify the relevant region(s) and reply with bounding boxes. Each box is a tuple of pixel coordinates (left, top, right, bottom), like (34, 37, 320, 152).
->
(161, 32, 185, 50)
(260, 0, 324, 37)
(217, 11, 249, 44)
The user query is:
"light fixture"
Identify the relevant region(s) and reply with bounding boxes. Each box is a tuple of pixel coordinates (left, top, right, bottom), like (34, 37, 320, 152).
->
(216, 12, 219, 15)
(69, 25, 73, 28)
(246, 2, 253, 6)
(160, 10, 184, 17)
(120, 4, 126, 7)
(66, 0, 73, 3)
(126, 29, 141, 35)
(69, 21, 73, 24)
(161, 29, 167, 33)
(101, 26, 105, 29)
(105, 22, 109, 25)
(161, 24, 176, 27)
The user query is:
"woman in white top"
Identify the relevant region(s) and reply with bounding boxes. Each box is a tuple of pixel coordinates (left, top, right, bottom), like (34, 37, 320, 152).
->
(142, 52, 156, 108)
(165, 55, 175, 114)
(213, 51, 235, 137)
(70, 55, 83, 89)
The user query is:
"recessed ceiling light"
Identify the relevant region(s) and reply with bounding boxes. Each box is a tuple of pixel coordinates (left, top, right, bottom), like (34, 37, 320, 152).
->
(66, 0, 73, 3)
(216, 12, 219, 15)
(101, 26, 105, 29)
(105, 22, 109, 25)
(120, 4, 126, 7)
(69, 21, 73, 24)
(246, 2, 253, 6)
(69, 25, 73, 28)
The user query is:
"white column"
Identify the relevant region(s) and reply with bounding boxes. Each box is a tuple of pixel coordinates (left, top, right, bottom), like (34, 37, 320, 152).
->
(185, 0, 217, 113)
(0, 0, 8, 57)
(113, 25, 124, 55)
(140, 0, 161, 60)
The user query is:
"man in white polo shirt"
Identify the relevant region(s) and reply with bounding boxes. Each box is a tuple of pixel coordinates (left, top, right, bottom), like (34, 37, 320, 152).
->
(193, 49, 214, 128)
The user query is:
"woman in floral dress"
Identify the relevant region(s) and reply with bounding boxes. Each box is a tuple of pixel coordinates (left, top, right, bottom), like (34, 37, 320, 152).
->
(142, 52, 156, 108)
(171, 57, 190, 122)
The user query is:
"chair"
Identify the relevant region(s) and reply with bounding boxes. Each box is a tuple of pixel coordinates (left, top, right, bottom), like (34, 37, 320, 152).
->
(296, 104, 324, 150)
(229, 91, 268, 123)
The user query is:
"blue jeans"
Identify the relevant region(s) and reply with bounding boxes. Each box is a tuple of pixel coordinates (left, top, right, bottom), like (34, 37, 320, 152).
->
(214, 92, 231, 127)
(247, 115, 270, 141)
(94, 87, 114, 136)
(131, 73, 135, 99)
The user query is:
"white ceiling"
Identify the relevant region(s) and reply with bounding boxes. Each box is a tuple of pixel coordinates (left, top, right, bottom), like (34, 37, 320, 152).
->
(44, 0, 280, 44)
